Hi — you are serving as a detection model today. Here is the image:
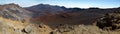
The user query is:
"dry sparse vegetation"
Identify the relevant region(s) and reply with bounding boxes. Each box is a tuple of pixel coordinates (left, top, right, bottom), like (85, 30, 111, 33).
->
(51, 25, 120, 34)
(0, 17, 52, 34)
(96, 12, 120, 30)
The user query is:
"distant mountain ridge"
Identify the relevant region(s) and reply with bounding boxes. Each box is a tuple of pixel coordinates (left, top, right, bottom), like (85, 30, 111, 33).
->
(25, 4, 120, 15)
(25, 4, 66, 17)
(25, 4, 120, 27)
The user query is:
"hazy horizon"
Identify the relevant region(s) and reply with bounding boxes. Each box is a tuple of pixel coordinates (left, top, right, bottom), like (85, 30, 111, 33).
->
(0, 0, 120, 8)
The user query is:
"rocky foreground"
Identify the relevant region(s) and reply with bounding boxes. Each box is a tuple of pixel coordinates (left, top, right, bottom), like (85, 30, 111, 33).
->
(0, 17, 52, 34)
(0, 14, 120, 34)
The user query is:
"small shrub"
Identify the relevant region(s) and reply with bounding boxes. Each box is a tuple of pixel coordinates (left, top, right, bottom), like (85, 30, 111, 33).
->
(96, 12, 120, 30)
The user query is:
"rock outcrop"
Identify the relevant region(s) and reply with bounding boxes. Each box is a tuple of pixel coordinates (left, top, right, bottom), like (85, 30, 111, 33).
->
(0, 17, 52, 34)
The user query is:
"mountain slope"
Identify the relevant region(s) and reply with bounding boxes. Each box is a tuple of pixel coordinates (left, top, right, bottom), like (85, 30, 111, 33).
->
(0, 3, 120, 34)
(0, 3, 32, 21)
(25, 4, 65, 17)
(26, 4, 119, 27)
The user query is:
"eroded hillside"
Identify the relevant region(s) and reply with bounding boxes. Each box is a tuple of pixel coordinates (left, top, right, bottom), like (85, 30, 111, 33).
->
(0, 3, 32, 22)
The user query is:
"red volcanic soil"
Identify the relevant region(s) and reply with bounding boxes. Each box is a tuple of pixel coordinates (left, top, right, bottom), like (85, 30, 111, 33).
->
(30, 12, 104, 28)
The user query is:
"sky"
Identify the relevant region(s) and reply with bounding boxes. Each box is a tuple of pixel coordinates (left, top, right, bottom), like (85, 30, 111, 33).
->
(0, 0, 120, 8)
